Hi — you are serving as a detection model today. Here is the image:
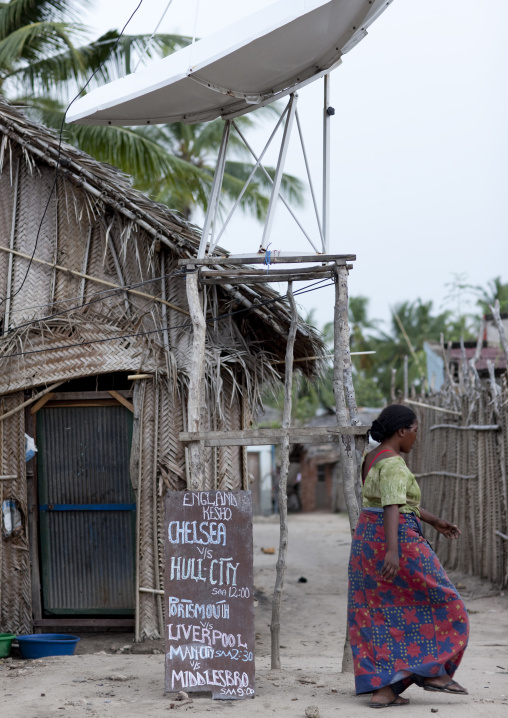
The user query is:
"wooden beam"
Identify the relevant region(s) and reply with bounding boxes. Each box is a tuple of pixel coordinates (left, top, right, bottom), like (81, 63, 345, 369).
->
(179, 253, 356, 266)
(179, 425, 370, 447)
(199, 270, 336, 285)
(30, 393, 54, 415)
(403, 399, 462, 416)
(108, 389, 134, 413)
(50, 391, 133, 401)
(200, 264, 337, 277)
(128, 374, 153, 380)
(429, 423, 500, 432)
(0, 381, 65, 422)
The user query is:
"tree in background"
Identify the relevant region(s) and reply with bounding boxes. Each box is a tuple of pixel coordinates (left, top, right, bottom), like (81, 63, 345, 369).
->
(1, 0, 303, 219)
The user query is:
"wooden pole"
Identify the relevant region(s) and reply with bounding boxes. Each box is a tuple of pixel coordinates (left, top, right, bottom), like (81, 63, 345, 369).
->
(270, 282, 297, 670)
(333, 266, 360, 673)
(186, 270, 206, 491)
(490, 300, 508, 364)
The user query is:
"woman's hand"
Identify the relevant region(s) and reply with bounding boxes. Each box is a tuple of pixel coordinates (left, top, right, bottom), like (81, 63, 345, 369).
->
(381, 549, 399, 579)
(434, 517, 461, 539)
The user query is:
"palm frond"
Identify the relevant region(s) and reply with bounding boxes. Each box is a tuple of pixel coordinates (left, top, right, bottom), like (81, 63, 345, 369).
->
(0, 0, 90, 39)
(0, 20, 80, 71)
(7, 31, 191, 95)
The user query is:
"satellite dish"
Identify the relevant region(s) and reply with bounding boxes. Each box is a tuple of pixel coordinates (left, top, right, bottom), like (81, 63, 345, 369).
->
(68, 0, 393, 126)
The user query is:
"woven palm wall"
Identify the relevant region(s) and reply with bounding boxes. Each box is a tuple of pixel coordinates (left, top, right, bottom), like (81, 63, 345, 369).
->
(407, 382, 508, 588)
(0, 393, 31, 634)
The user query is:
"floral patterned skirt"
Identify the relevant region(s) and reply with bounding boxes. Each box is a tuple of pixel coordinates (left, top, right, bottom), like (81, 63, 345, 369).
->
(347, 509, 469, 695)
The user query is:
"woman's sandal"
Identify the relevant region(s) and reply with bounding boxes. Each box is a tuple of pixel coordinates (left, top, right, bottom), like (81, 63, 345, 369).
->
(369, 696, 410, 709)
(423, 680, 468, 695)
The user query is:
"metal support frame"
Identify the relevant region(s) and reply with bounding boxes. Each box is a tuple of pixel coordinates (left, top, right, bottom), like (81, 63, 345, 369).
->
(195, 72, 334, 260)
(197, 119, 231, 258)
(260, 93, 298, 252)
(323, 73, 331, 254)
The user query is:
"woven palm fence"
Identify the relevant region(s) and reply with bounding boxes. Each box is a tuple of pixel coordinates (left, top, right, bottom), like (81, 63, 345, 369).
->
(406, 376, 508, 588)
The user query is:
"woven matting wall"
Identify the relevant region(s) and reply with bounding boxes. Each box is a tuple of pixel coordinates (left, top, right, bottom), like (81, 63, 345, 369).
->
(0, 393, 31, 634)
(408, 383, 508, 588)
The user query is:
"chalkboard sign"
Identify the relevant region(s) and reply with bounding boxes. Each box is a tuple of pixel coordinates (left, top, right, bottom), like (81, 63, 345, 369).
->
(164, 490, 255, 700)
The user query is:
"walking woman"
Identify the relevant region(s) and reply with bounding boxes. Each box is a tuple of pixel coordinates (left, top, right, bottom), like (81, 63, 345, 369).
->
(348, 404, 469, 708)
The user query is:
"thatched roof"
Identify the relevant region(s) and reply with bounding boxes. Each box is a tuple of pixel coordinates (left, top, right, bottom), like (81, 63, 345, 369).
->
(0, 99, 325, 381)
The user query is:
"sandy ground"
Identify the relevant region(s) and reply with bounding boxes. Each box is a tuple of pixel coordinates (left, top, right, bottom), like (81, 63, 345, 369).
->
(2, 513, 508, 717)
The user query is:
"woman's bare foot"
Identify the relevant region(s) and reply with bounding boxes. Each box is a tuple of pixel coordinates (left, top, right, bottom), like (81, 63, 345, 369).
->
(369, 686, 410, 707)
(423, 675, 468, 694)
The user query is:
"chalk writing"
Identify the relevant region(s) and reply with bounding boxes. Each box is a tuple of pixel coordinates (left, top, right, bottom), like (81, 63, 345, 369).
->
(164, 491, 254, 700)
(168, 521, 227, 545)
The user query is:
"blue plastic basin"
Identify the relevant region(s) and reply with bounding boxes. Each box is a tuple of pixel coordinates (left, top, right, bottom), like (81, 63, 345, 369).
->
(16, 634, 80, 659)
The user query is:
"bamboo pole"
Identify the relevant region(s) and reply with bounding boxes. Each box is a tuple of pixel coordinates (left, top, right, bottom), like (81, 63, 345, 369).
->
(186, 270, 206, 491)
(270, 282, 297, 670)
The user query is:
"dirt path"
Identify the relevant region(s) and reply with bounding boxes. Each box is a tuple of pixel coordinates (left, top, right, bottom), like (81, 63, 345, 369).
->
(2, 513, 507, 717)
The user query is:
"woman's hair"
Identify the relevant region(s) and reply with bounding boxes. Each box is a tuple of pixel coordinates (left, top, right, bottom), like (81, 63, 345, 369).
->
(370, 404, 417, 442)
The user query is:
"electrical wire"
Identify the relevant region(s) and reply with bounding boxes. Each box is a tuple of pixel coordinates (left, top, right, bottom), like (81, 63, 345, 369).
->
(0, 279, 333, 361)
(0, 1, 146, 308)
(3, 270, 333, 336)
(6, 267, 186, 315)
(4, 268, 187, 334)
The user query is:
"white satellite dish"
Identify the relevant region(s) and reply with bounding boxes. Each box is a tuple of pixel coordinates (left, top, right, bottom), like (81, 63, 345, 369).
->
(68, 0, 393, 126)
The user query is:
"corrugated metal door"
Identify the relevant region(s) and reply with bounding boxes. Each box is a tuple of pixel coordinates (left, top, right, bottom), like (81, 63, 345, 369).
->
(37, 405, 135, 614)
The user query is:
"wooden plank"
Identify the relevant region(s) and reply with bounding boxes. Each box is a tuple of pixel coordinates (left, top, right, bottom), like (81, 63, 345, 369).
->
(179, 253, 356, 266)
(30, 393, 54, 415)
(200, 264, 337, 277)
(179, 425, 370, 447)
(200, 271, 335, 285)
(108, 390, 134, 413)
(33, 618, 135, 627)
(45, 400, 119, 408)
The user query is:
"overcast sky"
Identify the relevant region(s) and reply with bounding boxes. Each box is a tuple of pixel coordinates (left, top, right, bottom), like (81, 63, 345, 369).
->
(83, 0, 508, 331)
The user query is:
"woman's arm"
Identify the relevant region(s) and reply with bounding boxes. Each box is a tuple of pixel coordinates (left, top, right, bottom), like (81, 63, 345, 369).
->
(420, 508, 461, 539)
(381, 504, 400, 578)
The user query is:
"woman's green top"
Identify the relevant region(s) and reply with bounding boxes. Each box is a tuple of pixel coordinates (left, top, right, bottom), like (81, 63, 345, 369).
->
(362, 455, 421, 517)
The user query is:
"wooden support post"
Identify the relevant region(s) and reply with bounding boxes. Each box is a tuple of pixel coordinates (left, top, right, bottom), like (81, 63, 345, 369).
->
(403, 355, 409, 399)
(490, 299, 508, 364)
(333, 265, 360, 674)
(186, 270, 206, 491)
(335, 264, 364, 510)
(270, 282, 297, 670)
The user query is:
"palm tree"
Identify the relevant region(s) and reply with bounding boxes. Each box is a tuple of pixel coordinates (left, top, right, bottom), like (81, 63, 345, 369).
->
(476, 277, 508, 316)
(0, 0, 304, 220)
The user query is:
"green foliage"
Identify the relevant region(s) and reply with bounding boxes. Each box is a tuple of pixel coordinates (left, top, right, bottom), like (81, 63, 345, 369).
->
(0, 0, 304, 220)
(266, 277, 508, 425)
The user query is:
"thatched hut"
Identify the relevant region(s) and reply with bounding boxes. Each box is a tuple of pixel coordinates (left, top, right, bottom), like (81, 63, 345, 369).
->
(0, 100, 322, 639)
